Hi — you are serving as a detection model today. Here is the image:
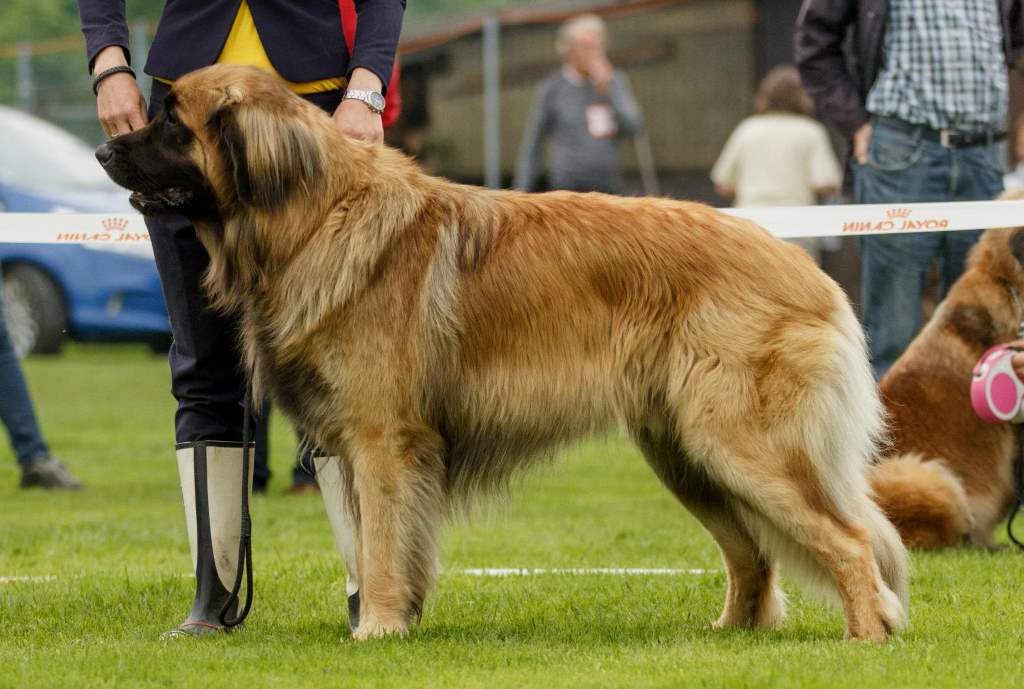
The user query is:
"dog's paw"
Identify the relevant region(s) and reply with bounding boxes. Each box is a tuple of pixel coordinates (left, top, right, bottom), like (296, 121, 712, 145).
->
(712, 585, 787, 630)
(351, 615, 408, 641)
(877, 585, 908, 634)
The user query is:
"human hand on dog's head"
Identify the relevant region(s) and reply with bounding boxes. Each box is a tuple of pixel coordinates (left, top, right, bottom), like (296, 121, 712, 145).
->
(93, 46, 148, 138)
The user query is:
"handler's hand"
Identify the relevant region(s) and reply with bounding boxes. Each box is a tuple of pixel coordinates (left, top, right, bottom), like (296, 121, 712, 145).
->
(332, 67, 384, 143)
(93, 46, 147, 137)
(1007, 340, 1024, 380)
(333, 99, 383, 143)
(587, 55, 613, 95)
(853, 123, 872, 165)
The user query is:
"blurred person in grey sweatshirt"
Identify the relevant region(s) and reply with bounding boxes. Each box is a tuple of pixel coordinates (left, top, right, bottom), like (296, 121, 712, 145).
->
(514, 14, 642, 194)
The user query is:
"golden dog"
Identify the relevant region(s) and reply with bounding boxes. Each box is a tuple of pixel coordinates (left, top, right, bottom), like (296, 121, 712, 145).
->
(97, 64, 907, 641)
(870, 223, 1024, 549)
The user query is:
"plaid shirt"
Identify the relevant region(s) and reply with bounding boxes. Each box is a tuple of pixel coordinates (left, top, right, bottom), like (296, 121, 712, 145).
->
(866, 0, 1008, 131)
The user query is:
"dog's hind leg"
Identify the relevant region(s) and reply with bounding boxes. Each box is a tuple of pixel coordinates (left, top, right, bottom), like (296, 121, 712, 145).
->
(693, 440, 906, 642)
(631, 424, 785, 630)
(348, 423, 446, 640)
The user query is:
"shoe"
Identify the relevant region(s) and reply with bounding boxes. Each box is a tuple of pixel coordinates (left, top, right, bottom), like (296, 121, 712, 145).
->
(20, 456, 82, 490)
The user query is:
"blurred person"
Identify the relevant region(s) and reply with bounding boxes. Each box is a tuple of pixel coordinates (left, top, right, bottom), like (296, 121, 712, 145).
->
(0, 267, 82, 490)
(710, 65, 841, 264)
(78, 0, 403, 636)
(1003, 113, 1024, 190)
(514, 14, 642, 194)
(796, 0, 1023, 379)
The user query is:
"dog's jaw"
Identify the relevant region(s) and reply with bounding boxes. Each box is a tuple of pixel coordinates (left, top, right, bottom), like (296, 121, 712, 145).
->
(128, 187, 194, 215)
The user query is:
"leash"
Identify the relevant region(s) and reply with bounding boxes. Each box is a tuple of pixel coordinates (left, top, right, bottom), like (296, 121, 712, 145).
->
(1005, 285, 1024, 551)
(219, 386, 255, 627)
(1010, 427, 1024, 550)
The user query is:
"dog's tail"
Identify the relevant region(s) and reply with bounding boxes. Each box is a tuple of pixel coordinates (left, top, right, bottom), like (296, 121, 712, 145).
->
(869, 454, 972, 550)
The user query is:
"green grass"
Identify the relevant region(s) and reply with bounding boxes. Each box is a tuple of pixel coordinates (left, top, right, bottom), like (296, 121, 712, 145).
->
(1, 344, 1023, 688)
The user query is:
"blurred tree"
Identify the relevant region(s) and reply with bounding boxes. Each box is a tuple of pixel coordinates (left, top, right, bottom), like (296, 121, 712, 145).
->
(0, 0, 165, 42)
(0, 0, 545, 113)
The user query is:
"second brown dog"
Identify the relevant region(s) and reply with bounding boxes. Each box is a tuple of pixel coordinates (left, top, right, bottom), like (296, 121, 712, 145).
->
(871, 225, 1024, 549)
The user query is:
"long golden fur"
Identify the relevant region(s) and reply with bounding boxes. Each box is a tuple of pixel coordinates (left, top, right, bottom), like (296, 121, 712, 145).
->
(101, 64, 908, 641)
(870, 221, 1024, 549)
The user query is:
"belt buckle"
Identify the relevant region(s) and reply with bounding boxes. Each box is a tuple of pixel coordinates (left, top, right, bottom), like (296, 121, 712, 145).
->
(940, 129, 955, 148)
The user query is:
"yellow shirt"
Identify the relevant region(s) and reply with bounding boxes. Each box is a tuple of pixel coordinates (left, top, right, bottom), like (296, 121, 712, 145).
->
(156, 1, 346, 94)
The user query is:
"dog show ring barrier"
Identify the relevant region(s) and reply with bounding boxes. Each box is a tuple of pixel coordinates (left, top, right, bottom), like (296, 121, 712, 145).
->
(3, 199, 1024, 244)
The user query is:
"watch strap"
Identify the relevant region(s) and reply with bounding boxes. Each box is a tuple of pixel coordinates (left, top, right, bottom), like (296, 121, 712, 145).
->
(342, 89, 385, 114)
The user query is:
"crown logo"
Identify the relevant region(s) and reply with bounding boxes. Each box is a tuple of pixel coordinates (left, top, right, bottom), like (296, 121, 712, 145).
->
(101, 217, 130, 232)
(886, 208, 912, 219)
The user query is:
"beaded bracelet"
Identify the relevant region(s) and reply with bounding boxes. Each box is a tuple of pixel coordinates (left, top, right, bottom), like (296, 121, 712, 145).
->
(92, 65, 136, 96)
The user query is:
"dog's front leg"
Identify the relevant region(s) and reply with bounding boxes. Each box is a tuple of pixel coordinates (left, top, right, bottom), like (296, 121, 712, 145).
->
(349, 424, 446, 640)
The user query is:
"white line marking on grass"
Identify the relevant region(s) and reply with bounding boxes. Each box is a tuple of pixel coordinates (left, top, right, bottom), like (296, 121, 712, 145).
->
(0, 575, 57, 584)
(2, 568, 718, 584)
(458, 568, 715, 577)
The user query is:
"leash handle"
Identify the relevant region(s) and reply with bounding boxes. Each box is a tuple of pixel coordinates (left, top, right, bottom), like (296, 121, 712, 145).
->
(219, 387, 255, 627)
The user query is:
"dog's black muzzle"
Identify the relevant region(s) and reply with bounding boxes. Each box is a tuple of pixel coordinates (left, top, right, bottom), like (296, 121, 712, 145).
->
(95, 140, 115, 167)
(96, 139, 212, 217)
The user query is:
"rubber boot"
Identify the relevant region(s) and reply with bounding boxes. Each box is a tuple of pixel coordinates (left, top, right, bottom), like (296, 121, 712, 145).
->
(314, 455, 361, 632)
(164, 441, 252, 637)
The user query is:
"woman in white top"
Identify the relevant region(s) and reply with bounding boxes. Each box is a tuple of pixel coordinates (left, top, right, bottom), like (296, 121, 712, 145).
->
(711, 65, 842, 264)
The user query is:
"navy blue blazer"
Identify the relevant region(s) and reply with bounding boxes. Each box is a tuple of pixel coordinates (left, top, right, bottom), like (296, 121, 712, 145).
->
(77, 0, 404, 92)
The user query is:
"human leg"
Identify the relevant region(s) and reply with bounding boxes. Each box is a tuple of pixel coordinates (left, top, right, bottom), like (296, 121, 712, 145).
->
(0, 266, 81, 489)
(0, 264, 49, 466)
(939, 141, 1006, 296)
(855, 121, 956, 378)
(149, 206, 252, 636)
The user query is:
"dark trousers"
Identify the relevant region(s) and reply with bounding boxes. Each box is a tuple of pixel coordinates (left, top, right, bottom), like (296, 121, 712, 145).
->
(146, 80, 343, 443)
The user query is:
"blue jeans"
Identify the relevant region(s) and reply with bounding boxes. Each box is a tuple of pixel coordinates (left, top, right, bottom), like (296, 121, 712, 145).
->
(0, 265, 48, 466)
(854, 118, 1005, 379)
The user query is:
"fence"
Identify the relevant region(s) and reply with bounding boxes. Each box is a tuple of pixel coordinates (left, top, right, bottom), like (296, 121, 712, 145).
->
(0, 21, 153, 144)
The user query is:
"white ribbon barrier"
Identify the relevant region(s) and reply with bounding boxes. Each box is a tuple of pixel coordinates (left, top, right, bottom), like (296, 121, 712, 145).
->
(0, 213, 150, 244)
(725, 200, 1024, 239)
(3, 200, 1024, 244)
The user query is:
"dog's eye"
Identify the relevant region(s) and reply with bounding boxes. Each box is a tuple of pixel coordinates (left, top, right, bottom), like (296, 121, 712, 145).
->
(165, 108, 178, 125)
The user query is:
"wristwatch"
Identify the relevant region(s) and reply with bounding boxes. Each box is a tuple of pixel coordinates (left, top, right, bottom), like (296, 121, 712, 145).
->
(342, 89, 386, 114)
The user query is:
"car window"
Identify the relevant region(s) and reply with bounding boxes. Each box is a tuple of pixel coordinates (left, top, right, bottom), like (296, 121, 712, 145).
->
(0, 106, 115, 192)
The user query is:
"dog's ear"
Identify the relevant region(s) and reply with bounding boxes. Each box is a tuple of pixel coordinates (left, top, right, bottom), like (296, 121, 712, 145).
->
(210, 93, 325, 209)
(210, 101, 255, 206)
(1010, 229, 1024, 269)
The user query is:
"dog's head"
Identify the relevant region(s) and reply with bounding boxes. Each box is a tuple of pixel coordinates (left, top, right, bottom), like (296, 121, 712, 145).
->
(967, 189, 1024, 285)
(97, 64, 329, 217)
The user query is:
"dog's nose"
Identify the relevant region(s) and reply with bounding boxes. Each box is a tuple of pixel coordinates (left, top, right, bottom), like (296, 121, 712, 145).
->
(95, 142, 114, 167)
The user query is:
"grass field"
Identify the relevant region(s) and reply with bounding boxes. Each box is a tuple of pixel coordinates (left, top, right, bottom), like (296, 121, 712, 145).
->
(1, 345, 1023, 688)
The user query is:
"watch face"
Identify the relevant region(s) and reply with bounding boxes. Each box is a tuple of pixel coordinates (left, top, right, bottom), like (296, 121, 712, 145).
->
(369, 92, 386, 112)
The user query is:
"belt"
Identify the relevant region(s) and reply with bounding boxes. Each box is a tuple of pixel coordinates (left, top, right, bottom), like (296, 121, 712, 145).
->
(874, 116, 1006, 149)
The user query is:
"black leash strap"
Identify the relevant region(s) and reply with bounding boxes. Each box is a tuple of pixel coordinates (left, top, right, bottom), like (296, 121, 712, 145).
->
(219, 387, 255, 627)
(1009, 426, 1024, 550)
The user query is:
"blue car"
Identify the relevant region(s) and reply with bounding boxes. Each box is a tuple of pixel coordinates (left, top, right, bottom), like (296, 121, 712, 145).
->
(0, 105, 170, 355)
